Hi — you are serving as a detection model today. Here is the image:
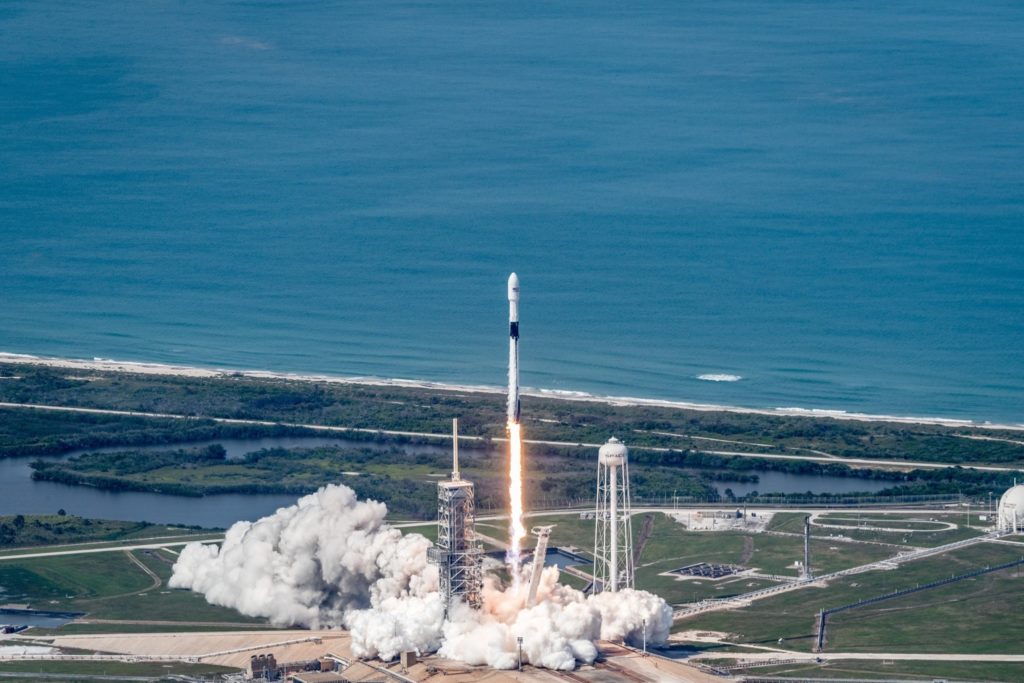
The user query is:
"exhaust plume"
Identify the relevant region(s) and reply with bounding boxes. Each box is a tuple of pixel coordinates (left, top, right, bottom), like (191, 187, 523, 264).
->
(171, 484, 671, 669)
(506, 422, 526, 572)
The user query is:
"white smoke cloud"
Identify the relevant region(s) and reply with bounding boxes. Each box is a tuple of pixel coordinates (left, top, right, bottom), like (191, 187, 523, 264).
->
(437, 568, 601, 671)
(590, 587, 674, 645)
(171, 484, 671, 670)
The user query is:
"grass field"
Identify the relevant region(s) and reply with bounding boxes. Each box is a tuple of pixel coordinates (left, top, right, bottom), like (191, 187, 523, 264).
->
(678, 541, 1024, 654)
(0, 553, 154, 602)
(730, 659, 1024, 682)
(771, 510, 991, 548)
(532, 512, 902, 604)
(0, 548, 270, 629)
(0, 514, 214, 550)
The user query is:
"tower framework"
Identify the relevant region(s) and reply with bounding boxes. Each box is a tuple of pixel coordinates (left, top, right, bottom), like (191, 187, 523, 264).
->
(593, 437, 634, 593)
(427, 420, 483, 615)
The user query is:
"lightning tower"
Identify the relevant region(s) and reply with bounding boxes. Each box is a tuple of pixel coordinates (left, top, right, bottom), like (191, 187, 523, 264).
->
(427, 419, 483, 615)
(593, 437, 634, 593)
(802, 515, 813, 580)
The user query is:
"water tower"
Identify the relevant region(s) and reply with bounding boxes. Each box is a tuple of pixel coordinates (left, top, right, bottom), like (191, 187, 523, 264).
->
(593, 437, 634, 593)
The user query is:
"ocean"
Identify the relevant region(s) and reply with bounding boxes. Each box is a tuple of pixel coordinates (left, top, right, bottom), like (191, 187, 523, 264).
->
(1, 1, 1022, 423)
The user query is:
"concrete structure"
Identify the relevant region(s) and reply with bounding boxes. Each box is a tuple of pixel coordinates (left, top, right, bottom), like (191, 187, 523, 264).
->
(289, 673, 346, 683)
(593, 437, 634, 593)
(997, 484, 1024, 533)
(427, 419, 483, 614)
(249, 652, 277, 679)
(21, 630, 722, 682)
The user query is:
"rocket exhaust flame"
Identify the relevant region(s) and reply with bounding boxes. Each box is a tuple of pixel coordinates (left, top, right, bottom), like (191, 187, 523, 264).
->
(506, 421, 526, 574)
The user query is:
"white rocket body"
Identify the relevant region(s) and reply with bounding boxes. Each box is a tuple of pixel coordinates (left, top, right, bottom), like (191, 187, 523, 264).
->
(508, 272, 520, 423)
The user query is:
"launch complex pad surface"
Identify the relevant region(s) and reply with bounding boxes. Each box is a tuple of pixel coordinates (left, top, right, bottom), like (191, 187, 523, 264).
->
(13, 629, 722, 683)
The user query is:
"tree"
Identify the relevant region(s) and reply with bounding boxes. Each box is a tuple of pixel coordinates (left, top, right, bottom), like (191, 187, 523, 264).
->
(57, 508, 66, 516)
(12, 514, 25, 529)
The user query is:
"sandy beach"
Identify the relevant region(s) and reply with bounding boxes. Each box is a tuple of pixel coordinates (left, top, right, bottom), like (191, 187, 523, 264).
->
(1, 351, 1021, 431)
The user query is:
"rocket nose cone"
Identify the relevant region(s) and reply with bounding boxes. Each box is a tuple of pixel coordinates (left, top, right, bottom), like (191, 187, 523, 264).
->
(508, 272, 520, 301)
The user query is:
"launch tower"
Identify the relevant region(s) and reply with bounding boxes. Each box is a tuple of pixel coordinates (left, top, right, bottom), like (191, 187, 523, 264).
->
(427, 419, 483, 615)
(593, 437, 634, 593)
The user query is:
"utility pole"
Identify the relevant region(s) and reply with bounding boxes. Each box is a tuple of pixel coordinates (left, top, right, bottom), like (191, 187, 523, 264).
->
(802, 515, 813, 580)
(642, 618, 647, 656)
(517, 636, 523, 671)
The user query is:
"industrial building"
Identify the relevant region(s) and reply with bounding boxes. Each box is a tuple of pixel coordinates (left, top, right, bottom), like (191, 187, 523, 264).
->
(997, 484, 1024, 533)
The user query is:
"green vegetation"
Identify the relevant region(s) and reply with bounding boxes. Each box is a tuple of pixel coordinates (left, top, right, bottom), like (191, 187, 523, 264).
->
(3, 362, 1023, 468)
(771, 510, 990, 548)
(678, 542, 1024, 654)
(1, 363, 1020, 513)
(29, 442, 712, 518)
(0, 550, 269, 628)
(0, 553, 154, 602)
(0, 514, 210, 549)
(540, 513, 895, 605)
(0, 403, 318, 458)
(725, 659, 1024, 682)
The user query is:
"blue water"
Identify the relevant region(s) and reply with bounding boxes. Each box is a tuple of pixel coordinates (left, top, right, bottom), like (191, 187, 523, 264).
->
(1, 1, 1022, 423)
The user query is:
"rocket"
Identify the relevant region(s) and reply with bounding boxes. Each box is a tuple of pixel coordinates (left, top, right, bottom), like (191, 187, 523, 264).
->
(507, 272, 520, 423)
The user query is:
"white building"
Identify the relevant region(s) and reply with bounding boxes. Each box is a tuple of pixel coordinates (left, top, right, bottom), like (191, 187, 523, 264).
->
(997, 484, 1024, 533)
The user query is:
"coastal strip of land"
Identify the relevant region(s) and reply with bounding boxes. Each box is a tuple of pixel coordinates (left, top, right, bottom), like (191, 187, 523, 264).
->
(2, 400, 1021, 474)
(2, 352, 1020, 431)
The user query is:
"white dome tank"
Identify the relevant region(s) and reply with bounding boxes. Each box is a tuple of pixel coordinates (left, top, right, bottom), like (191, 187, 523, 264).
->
(599, 437, 628, 466)
(997, 485, 1024, 532)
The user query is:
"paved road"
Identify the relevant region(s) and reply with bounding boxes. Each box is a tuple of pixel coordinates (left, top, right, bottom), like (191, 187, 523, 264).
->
(3, 400, 1021, 473)
(0, 506, 981, 561)
(77, 618, 281, 628)
(0, 540, 203, 561)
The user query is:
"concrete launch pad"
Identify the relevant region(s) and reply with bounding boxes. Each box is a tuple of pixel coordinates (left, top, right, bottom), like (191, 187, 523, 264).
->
(20, 630, 722, 682)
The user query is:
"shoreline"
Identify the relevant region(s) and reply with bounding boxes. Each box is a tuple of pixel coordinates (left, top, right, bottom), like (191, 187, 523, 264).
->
(2, 351, 1021, 432)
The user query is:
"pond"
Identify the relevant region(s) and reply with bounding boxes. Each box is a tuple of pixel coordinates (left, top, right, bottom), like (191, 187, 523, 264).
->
(712, 470, 893, 497)
(0, 608, 82, 629)
(0, 435, 457, 528)
(0, 435, 896, 529)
